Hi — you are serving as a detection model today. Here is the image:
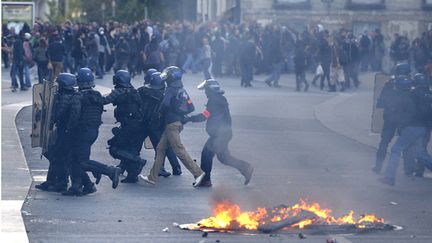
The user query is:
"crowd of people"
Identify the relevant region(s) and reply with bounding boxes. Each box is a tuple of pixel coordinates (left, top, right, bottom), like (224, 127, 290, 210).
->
(2, 19, 432, 93)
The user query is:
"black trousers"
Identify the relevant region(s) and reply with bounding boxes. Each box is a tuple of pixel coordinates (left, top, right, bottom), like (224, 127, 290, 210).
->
(240, 61, 253, 86)
(70, 126, 99, 186)
(108, 121, 144, 178)
(200, 132, 250, 182)
(375, 120, 398, 171)
(43, 128, 71, 185)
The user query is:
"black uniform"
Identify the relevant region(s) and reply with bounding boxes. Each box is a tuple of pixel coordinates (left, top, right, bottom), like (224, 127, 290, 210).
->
(36, 88, 76, 192)
(66, 88, 106, 194)
(189, 91, 253, 185)
(404, 88, 432, 176)
(105, 86, 146, 183)
(137, 85, 182, 174)
(373, 78, 414, 174)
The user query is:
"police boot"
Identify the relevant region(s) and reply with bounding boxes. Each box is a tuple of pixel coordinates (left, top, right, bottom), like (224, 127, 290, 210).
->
(82, 183, 97, 195)
(109, 166, 121, 189)
(121, 159, 146, 183)
(35, 181, 54, 191)
(62, 179, 83, 196)
(172, 166, 182, 176)
(50, 179, 68, 193)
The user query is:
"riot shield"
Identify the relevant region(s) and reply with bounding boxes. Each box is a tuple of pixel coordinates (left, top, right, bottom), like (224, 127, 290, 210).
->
(31, 83, 44, 147)
(31, 79, 58, 155)
(371, 73, 391, 134)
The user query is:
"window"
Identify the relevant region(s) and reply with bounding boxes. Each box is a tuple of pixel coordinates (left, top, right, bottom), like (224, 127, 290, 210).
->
(273, 0, 311, 9)
(422, 0, 432, 10)
(345, 0, 385, 10)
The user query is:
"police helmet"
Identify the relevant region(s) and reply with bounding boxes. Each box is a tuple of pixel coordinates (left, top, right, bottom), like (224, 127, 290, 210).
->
(197, 79, 224, 94)
(392, 63, 411, 77)
(161, 66, 182, 84)
(113, 70, 132, 87)
(394, 76, 413, 91)
(146, 72, 165, 89)
(56, 73, 76, 90)
(414, 73, 429, 89)
(77, 68, 95, 88)
(144, 68, 158, 84)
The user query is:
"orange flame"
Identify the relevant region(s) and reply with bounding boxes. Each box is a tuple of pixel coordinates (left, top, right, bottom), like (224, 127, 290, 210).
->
(196, 199, 384, 231)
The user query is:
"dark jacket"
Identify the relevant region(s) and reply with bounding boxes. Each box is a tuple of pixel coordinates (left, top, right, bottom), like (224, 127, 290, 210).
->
(411, 88, 432, 128)
(103, 86, 142, 123)
(191, 92, 232, 137)
(54, 89, 77, 130)
(69, 89, 104, 130)
(160, 80, 185, 125)
(47, 40, 65, 62)
(12, 38, 24, 63)
(137, 86, 164, 128)
(377, 80, 397, 121)
(391, 89, 418, 129)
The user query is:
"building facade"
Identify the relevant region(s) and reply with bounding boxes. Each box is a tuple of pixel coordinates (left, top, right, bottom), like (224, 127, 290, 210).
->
(240, 0, 432, 40)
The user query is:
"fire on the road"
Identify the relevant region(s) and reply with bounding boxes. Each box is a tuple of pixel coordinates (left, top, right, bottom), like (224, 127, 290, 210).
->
(195, 199, 384, 231)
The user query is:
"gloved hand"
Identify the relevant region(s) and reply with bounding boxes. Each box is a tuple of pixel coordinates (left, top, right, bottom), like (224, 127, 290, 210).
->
(182, 116, 192, 124)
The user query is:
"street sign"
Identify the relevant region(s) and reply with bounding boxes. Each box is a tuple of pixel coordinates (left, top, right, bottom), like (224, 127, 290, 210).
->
(1, 2, 35, 34)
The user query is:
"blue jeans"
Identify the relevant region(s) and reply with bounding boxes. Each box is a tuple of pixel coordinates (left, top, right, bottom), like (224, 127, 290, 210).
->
(202, 58, 212, 80)
(385, 126, 432, 181)
(265, 62, 282, 86)
(182, 53, 197, 72)
(24, 64, 31, 87)
(11, 62, 24, 88)
(88, 56, 102, 77)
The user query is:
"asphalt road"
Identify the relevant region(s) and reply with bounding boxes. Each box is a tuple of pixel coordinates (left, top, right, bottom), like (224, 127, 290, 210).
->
(16, 73, 432, 242)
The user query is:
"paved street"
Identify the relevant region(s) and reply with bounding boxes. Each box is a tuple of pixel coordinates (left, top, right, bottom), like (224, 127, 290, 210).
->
(5, 70, 432, 242)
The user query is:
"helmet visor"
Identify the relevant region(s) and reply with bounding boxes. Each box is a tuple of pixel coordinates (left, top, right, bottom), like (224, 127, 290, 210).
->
(197, 80, 207, 90)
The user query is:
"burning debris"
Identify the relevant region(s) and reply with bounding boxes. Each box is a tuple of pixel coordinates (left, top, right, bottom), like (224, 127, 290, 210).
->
(179, 199, 399, 234)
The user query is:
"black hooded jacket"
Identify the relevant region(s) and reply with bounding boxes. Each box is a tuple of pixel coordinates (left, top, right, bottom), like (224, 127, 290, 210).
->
(191, 92, 232, 137)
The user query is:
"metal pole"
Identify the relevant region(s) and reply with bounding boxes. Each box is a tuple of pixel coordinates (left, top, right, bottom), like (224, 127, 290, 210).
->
(112, 0, 116, 17)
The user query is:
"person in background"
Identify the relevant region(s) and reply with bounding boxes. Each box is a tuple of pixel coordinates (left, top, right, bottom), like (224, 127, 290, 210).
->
(34, 38, 50, 83)
(47, 31, 65, 81)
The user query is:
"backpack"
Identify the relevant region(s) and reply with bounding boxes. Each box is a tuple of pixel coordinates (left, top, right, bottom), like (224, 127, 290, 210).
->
(173, 88, 194, 115)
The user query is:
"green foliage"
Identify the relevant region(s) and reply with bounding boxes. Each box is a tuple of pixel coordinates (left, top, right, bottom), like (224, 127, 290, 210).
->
(46, 0, 65, 25)
(46, 0, 184, 24)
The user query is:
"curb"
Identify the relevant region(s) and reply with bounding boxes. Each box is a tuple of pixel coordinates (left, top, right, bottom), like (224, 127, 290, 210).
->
(1, 101, 32, 243)
(1, 85, 111, 243)
(314, 92, 379, 150)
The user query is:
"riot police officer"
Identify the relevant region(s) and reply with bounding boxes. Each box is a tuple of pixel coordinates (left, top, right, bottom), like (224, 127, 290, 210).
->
(63, 68, 120, 196)
(137, 71, 182, 176)
(183, 79, 254, 187)
(141, 66, 205, 187)
(373, 63, 411, 174)
(404, 73, 432, 176)
(104, 70, 146, 183)
(35, 73, 77, 192)
(379, 74, 432, 186)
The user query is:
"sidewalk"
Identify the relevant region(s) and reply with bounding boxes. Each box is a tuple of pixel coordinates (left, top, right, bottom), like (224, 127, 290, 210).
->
(1, 67, 112, 243)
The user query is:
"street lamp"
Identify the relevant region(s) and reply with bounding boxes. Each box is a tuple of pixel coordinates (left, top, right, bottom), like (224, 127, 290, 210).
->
(321, 0, 334, 15)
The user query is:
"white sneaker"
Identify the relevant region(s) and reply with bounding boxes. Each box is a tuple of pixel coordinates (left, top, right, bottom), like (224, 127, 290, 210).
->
(139, 175, 156, 185)
(193, 172, 206, 187)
